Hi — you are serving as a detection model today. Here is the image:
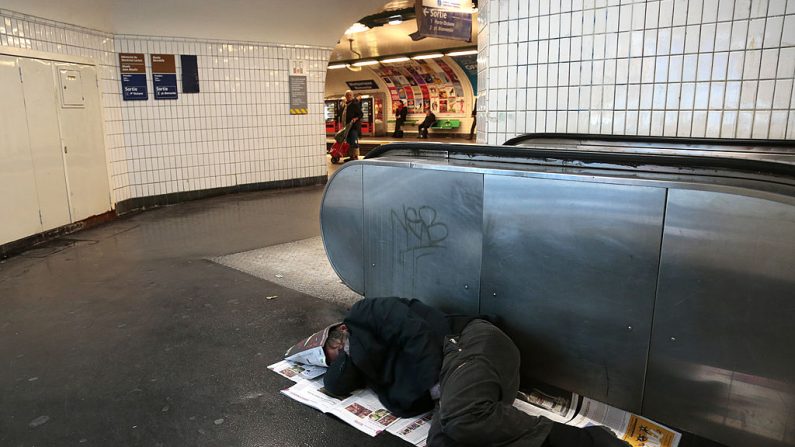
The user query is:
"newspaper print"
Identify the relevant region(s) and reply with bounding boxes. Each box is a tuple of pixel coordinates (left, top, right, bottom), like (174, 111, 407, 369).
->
(268, 359, 326, 382)
(386, 412, 434, 446)
(570, 398, 682, 447)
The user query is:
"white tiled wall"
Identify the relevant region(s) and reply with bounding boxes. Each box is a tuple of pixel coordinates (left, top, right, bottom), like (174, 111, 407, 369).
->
(477, 0, 795, 144)
(113, 36, 329, 200)
(0, 9, 330, 204)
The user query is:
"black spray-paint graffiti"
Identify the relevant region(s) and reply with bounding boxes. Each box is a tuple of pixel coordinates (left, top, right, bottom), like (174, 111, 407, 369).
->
(390, 205, 449, 263)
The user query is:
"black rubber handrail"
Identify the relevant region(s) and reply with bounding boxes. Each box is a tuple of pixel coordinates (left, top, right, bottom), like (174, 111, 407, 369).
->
(362, 142, 795, 179)
(503, 133, 795, 149)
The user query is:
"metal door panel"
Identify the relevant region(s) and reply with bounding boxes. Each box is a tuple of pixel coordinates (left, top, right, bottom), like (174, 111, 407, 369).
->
(645, 189, 795, 447)
(20, 57, 72, 230)
(55, 63, 110, 221)
(0, 55, 42, 244)
(480, 175, 666, 412)
(362, 165, 482, 314)
(320, 165, 365, 294)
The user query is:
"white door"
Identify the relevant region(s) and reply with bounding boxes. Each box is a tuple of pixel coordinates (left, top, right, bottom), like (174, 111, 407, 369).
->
(54, 62, 111, 221)
(0, 55, 42, 244)
(19, 57, 72, 231)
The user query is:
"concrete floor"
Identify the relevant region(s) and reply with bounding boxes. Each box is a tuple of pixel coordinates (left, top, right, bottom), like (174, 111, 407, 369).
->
(0, 185, 726, 447)
(0, 186, 406, 447)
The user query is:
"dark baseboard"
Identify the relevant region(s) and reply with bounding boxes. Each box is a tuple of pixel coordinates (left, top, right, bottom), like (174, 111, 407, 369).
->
(115, 175, 328, 215)
(0, 211, 116, 260)
(1, 176, 327, 260)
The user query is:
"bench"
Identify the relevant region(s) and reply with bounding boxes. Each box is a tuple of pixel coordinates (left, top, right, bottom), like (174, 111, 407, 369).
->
(387, 119, 418, 126)
(430, 119, 461, 130)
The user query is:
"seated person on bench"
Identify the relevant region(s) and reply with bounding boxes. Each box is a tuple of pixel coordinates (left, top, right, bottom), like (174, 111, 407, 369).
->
(323, 297, 630, 447)
(417, 108, 436, 139)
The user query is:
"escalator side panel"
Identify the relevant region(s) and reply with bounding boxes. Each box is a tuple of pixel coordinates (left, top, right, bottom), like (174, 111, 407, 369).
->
(362, 165, 483, 314)
(480, 175, 667, 412)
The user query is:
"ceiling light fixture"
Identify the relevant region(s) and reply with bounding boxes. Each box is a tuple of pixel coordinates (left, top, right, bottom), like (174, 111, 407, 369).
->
(328, 63, 349, 69)
(388, 15, 403, 25)
(445, 49, 478, 56)
(380, 56, 410, 63)
(351, 60, 380, 67)
(412, 53, 444, 60)
(344, 22, 370, 35)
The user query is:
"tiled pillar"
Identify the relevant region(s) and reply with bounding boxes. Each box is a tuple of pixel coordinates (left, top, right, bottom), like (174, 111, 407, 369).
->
(477, 0, 795, 144)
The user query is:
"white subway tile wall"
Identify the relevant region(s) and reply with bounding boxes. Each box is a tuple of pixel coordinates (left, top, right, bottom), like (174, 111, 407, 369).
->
(477, 0, 795, 145)
(0, 9, 330, 203)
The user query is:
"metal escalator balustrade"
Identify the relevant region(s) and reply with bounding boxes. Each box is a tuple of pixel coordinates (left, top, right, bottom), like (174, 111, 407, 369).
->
(320, 136, 795, 447)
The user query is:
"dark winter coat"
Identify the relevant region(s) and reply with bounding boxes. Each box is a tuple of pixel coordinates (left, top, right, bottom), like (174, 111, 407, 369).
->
(344, 99, 364, 131)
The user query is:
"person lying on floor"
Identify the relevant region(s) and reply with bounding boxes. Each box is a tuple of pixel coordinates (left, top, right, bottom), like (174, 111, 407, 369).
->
(320, 296, 630, 447)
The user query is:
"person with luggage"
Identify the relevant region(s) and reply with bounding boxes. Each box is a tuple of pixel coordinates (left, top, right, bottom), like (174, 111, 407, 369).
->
(393, 100, 408, 138)
(343, 90, 363, 162)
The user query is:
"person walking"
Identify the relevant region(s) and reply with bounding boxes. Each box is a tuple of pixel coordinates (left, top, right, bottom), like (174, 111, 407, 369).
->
(468, 98, 477, 140)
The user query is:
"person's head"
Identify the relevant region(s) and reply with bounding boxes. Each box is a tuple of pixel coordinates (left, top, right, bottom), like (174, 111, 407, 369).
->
(425, 108, 432, 116)
(344, 90, 353, 102)
(323, 324, 349, 364)
(396, 100, 404, 108)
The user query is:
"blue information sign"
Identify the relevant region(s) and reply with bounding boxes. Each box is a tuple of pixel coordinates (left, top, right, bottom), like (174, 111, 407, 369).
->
(121, 73, 148, 100)
(153, 73, 178, 99)
(119, 53, 148, 101)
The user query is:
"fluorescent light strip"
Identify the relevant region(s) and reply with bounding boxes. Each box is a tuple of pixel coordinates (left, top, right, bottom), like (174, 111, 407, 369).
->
(445, 49, 478, 56)
(412, 53, 444, 60)
(328, 63, 348, 69)
(351, 60, 380, 67)
(380, 56, 410, 63)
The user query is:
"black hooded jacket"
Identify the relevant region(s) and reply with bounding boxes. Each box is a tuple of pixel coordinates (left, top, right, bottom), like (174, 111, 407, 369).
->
(325, 297, 478, 417)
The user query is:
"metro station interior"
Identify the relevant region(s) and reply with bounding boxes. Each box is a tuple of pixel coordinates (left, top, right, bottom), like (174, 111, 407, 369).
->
(0, 1, 793, 447)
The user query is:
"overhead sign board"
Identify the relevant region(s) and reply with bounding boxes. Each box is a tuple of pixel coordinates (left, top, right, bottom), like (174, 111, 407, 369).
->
(151, 54, 178, 100)
(346, 80, 379, 91)
(422, 0, 473, 9)
(119, 53, 148, 101)
(416, 5, 472, 42)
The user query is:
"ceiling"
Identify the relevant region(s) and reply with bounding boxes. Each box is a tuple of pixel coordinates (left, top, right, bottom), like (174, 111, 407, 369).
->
(329, 13, 478, 62)
(0, 0, 384, 47)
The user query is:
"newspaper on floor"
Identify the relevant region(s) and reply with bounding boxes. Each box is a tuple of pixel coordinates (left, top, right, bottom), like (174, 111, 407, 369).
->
(271, 359, 680, 447)
(513, 386, 681, 447)
(281, 376, 399, 437)
(570, 397, 682, 447)
(268, 359, 326, 382)
(513, 386, 579, 423)
(386, 412, 433, 447)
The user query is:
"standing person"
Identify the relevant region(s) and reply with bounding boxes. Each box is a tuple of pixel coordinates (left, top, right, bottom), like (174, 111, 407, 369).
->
(393, 100, 408, 138)
(343, 90, 363, 162)
(319, 297, 630, 447)
(417, 108, 436, 139)
(468, 98, 478, 140)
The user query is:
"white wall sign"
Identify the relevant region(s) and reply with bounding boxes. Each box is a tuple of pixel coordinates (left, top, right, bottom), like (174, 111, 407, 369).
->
(289, 59, 307, 76)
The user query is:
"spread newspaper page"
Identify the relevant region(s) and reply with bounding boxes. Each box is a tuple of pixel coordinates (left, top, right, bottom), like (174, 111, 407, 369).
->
(271, 358, 681, 447)
(270, 359, 431, 445)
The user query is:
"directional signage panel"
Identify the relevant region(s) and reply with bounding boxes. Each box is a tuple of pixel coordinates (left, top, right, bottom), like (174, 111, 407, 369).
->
(151, 54, 178, 100)
(119, 53, 148, 101)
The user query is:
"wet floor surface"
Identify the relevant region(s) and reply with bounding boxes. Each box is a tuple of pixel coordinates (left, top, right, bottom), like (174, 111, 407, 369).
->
(0, 186, 406, 447)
